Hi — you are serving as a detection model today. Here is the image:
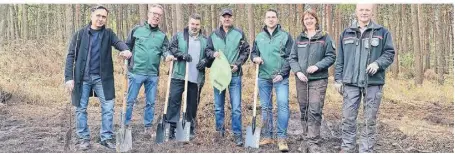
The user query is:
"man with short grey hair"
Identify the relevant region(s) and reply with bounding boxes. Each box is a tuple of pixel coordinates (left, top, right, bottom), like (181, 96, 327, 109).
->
(335, 4, 395, 153)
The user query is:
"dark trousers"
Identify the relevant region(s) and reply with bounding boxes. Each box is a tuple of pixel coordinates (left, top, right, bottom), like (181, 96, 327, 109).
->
(165, 78, 203, 132)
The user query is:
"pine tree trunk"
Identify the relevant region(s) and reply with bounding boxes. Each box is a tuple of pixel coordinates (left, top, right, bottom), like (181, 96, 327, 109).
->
(411, 4, 422, 85)
(435, 5, 444, 85)
(139, 4, 147, 25)
(22, 4, 28, 40)
(247, 4, 254, 47)
(211, 5, 216, 31)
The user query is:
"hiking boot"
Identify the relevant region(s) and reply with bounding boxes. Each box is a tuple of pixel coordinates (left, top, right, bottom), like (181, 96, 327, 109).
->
(100, 139, 116, 149)
(308, 144, 322, 153)
(78, 140, 91, 151)
(234, 134, 243, 146)
(259, 138, 275, 146)
(277, 139, 289, 152)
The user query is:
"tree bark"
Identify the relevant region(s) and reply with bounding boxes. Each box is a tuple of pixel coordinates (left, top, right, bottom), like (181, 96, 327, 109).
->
(435, 5, 444, 85)
(412, 4, 423, 85)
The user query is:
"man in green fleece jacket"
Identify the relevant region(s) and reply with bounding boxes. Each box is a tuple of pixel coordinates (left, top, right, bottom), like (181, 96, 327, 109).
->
(250, 9, 293, 152)
(124, 4, 174, 137)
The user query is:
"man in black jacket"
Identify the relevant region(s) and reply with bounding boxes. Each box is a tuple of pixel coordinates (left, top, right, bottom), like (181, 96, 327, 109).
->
(64, 5, 132, 151)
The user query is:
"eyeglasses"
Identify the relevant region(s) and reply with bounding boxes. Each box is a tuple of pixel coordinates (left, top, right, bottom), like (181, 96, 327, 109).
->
(149, 12, 163, 17)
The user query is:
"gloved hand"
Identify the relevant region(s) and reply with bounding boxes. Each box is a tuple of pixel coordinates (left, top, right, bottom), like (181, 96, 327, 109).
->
(196, 58, 208, 71)
(176, 53, 192, 62)
(334, 80, 343, 95)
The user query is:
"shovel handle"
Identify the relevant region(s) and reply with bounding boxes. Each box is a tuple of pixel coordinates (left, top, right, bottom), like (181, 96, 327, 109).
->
(253, 63, 259, 116)
(182, 62, 189, 112)
(163, 60, 174, 115)
(122, 60, 128, 115)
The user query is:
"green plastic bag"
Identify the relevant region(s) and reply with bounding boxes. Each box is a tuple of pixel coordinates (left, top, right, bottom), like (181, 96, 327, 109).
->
(210, 52, 232, 93)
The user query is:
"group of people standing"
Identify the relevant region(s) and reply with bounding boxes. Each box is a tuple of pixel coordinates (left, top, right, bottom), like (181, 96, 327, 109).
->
(64, 3, 394, 152)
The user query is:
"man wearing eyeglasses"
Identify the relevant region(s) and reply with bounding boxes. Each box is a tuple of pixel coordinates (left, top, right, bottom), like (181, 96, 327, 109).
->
(124, 4, 174, 138)
(64, 5, 132, 150)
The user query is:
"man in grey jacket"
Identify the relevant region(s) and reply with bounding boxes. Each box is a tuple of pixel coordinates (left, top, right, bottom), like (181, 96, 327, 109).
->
(335, 4, 395, 153)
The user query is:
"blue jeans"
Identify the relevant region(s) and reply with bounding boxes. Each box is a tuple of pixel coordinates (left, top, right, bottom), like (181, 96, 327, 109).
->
(76, 74, 114, 142)
(213, 76, 242, 136)
(124, 72, 159, 128)
(258, 77, 290, 139)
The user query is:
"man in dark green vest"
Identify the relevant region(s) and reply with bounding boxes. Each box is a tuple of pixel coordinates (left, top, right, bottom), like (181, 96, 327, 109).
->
(166, 14, 211, 141)
(205, 8, 250, 146)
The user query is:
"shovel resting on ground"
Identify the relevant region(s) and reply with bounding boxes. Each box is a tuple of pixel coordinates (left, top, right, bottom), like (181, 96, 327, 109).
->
(245, 63, 261, 148)
(116, 60, 132, 152)
(175, 62, 191, 142)
(155, 61, 174, 143)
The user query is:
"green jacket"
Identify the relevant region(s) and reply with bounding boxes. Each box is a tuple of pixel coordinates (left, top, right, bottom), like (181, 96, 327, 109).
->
(250, 25, 293, 80)
(168, 27, 209, 85)
(205, 26, 250, 76)
(126, 21, 169, 76)
(335, 21, 395, 87)
(289, 30, 336, 80)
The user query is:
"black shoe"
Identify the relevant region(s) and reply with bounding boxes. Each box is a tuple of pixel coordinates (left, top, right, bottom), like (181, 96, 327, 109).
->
(169, 127, 176, 140)
(78, 139, 91, 151)
(234, 134, 243, 146)
(100, 139, 116, 149)
(189, 128, 196, 140)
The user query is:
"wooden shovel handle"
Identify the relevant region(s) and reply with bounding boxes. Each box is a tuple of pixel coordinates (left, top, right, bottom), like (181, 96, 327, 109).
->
(122, 60, 128, 114)
(182, 62, 189, 112)
(253, 63, 259, 115)
(163, 60, 174, 115)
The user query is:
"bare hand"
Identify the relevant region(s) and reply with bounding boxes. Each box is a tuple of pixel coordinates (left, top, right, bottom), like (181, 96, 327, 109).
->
(253, 57, 263, 64)
(296, 72, 308, 82)
(272, 75, 283, 83)
(213, 52, 220, 58)
(119, 50, 132, 59)
(165, 55, 177, 61)
(231, 65, 238, 73)
(306, 65, 319, 74)
(65, 80, 74, 93)
(334, 81, 343, 95)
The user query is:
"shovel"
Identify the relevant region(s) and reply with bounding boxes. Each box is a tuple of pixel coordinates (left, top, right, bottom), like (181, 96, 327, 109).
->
(245, 63, 261, 148)
(176, 62, 191, 142)
(116, 60, 132, 152)
(156, 61, 174, 143)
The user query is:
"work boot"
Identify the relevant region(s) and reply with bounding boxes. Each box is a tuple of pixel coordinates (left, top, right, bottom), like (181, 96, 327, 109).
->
(277, 138, 289, 152)
(259, 138, 275, 146)
(100, 139, 116, 149)
(78, 139, 91, 151)
(234, 134, 243, 146)
(308, 143, 322, 153)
